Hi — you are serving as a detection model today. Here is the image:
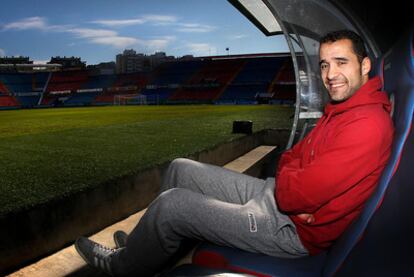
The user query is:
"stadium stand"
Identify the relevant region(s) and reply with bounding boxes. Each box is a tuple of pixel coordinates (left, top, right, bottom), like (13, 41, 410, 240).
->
(46, 70, 89, 92)
(217, 57, 288, 104)
(93, 94, 117, 105)
(40, 90, 67, 107)
(219, 84, 263, 104)
(140, 88, 176, 104)
(149, 61, 192, 85)
(235, 57, 285, 83)
(170, 59, 245, 103)
(65, 92, 102, 106)
(269, 59, 296, 105)
(0, 75, 23, 108)
(112, 72, 148, 88)
(0, 55, 295, 108)
(41, 70, 89, 106)
(32, 72, 50, 91)
(79, 74, 117, 90)
(0, 95, 19, 109)
(61, 73, 117, 106)
(0, 72, 49, 108)
(0, 80, 9, 95)
(93, 72, 148, 105)
(0, 73, 33, 92)
(140, 60, 204, 104)
(15, 94, 41, 108)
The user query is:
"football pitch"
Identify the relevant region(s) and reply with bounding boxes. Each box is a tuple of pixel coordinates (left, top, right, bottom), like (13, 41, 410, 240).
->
(0, 105, 293, 216)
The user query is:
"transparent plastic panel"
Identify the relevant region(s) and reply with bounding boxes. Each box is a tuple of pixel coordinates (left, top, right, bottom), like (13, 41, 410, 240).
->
(263, 0, 358, 148)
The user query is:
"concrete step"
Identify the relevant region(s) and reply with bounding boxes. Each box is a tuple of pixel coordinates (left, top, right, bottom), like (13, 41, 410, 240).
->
(224, 145, 277, 174)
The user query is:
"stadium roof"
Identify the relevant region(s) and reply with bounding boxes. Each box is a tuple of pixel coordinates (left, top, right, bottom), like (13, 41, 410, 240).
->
(199, 52, 292, 60)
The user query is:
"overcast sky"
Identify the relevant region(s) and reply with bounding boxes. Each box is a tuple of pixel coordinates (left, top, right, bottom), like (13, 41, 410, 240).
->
(0, 0, 288, 65)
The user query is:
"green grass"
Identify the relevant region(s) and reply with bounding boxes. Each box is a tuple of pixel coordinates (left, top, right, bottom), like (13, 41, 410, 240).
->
(0, 105, 293, 216)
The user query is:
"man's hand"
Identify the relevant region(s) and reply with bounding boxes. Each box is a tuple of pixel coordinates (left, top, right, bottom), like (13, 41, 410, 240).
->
(296, 213, 315, 224)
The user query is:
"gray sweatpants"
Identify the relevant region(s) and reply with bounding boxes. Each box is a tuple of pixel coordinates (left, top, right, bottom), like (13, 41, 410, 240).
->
(111, 158, 308, 276)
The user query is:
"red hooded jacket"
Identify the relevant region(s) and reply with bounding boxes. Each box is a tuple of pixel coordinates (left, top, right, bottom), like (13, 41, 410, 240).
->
(275, 76, 394, 255)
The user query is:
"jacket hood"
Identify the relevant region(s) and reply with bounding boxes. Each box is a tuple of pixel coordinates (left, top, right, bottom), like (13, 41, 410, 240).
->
(324, 76, 391, 116)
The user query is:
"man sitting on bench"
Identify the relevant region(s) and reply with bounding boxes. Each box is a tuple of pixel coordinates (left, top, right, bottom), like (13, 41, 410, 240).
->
(74, 30, 394, 276)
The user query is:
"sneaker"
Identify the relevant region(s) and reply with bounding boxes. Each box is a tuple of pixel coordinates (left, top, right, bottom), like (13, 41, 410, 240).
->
(75, 237, 117, 275)
(113, 230, 128, 248)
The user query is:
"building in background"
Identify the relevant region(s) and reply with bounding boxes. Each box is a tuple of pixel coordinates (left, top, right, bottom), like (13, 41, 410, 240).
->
(87, 61, 116, 75)
(0, 56, 34, 72)
(116, 49, 175, 74)
(48, 56, 86, 70)
(0, 56, 33, 65)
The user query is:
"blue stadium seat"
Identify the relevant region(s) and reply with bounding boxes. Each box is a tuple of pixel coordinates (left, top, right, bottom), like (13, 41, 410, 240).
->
(333, 26, 414, 276)
(141, 88, 176, 103)
(0, 73, 33, 92)
(16, 95, 41, 108)
(219, 85, 267, 103)
(217, 57, 287, 103)
(231, 57, 284, 84)
(168, 28, 414, 276)
(151, 60, 203, 86)
(80, 74, 117, 90)
(64, 92, 100, 106)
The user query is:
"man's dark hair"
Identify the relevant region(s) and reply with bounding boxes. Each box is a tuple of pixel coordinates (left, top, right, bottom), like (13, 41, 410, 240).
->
(319, 30, 367, 63)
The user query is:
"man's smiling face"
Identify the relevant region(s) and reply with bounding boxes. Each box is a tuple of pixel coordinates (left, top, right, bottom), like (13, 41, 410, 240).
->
(319, 38, 370, 103)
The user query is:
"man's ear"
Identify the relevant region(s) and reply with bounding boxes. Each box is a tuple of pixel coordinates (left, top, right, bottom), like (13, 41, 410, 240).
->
(361, 57, 371, 76)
